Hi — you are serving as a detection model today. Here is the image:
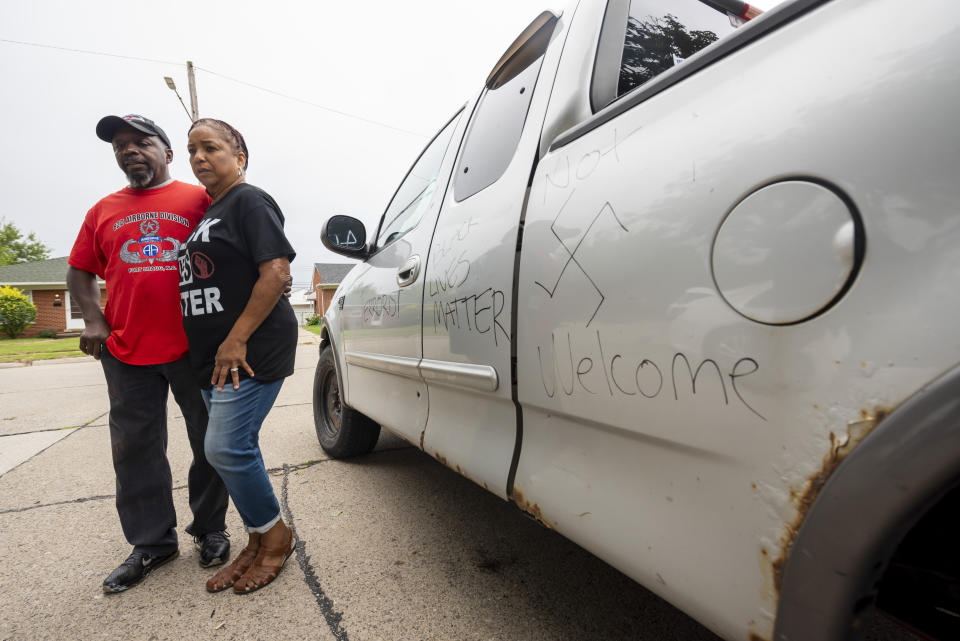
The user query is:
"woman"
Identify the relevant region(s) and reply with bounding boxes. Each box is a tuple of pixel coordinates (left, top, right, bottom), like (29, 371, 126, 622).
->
(179, 118, 298, 594)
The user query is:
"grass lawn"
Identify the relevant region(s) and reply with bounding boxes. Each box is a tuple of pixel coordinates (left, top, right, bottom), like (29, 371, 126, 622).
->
(304, 324, 323, 335)
(0, 337, 84, 363)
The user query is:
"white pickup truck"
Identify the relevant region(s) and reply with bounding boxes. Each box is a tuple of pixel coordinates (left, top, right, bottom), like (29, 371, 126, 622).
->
(314, 1, 960, 639)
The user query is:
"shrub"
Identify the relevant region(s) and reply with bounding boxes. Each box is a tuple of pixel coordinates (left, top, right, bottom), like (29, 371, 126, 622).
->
(0, 286, 37, 338)
(306, 315, 321, 326)
(37, 328, 58, 338)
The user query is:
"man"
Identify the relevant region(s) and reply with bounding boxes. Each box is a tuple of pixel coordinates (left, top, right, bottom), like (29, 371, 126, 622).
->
(68, 114, 230, 593)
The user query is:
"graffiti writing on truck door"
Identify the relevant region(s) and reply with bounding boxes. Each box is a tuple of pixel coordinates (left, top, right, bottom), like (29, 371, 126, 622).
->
(427, 217, 511, 346)
(537, 329, 765, 420)
(430, 286, 509, 346)
(362, 290, 401, 325)
(534, 192, 629, 327)
(542, 126, 644, 202)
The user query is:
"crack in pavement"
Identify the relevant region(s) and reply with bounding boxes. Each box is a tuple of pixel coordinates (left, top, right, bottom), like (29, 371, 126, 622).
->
(0, 447, 415, 515)
(0, 493, 117, 515)
(0, 419, 105, 438)
(281, 463, 351, 641)
(265, 446, 413, 477)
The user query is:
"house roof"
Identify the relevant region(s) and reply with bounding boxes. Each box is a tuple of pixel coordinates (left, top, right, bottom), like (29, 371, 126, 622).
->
(0, 256, 86, 286)
(313, 262, 355, 285)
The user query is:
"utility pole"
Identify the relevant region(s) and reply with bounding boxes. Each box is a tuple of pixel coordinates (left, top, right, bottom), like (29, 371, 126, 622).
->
(186, 60, 199, 121)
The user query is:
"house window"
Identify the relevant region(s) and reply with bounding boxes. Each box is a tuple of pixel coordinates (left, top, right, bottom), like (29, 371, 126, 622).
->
(70, 294, 83, 320)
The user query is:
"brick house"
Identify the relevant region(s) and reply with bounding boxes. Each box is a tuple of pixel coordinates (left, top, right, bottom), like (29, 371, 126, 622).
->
(310, 263, 356, 317)
(0, 257, 106, 338)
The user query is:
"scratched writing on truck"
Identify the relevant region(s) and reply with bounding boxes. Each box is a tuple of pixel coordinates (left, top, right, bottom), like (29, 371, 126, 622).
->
(362, 291, 400, 325)
(433, 217, 478, 261)
(430, 286, 509, 346)
(428, 251, 470, 295)
(535, 196, 629, 327)
(542, 126, 643, 202)
(537, 329, 765, 419)
(428, 217, 477, 296)
(426, 217, 510, 346)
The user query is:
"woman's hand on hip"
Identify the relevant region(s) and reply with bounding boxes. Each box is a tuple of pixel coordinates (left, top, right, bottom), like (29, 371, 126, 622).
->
(212, 336, 255, 391)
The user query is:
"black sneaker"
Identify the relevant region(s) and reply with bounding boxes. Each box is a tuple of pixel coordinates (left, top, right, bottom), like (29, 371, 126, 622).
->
(195, 530, 231, 568)
(102, 549, 179, 594)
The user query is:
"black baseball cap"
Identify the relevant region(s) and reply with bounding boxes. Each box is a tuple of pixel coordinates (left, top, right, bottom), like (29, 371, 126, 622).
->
(96, 114, 171, 149)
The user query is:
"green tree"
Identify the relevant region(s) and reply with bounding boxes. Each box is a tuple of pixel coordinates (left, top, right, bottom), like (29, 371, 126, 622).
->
(0, 286, 37, 338)
(0, 218, 52, 266)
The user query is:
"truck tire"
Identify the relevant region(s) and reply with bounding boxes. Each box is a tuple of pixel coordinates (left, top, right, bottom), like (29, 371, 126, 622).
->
(313, 345, 381, 458)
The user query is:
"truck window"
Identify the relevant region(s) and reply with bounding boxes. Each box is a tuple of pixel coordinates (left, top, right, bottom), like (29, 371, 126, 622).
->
(618, 0, 739, 97)
(453, 54, 545, 202)
(376, 111, 463, 250)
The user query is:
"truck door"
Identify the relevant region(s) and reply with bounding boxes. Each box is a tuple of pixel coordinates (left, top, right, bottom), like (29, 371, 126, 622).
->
(339, 110, 465, 445)
(418, 12, 565, 498)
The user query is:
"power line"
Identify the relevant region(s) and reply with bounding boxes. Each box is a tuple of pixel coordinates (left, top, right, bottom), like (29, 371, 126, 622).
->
(195, 66, 426, 138)
(0, 37, 428, 139)
(0, 37, 179, 66)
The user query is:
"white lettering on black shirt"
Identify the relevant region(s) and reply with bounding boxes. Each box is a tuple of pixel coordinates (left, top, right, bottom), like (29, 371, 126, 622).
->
(180, 287, 224, 317)
(186, 218, 221, 243)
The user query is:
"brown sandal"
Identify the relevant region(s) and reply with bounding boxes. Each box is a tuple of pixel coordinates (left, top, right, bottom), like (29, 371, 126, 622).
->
(233, 522, 295, 594)
(206, 533, 261, 593)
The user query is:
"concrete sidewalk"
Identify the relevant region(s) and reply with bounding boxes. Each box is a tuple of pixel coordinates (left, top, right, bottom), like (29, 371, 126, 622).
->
(0, 329, 318, 474)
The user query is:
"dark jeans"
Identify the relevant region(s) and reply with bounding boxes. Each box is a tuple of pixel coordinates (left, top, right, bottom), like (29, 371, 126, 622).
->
(100, 347, 229, 555)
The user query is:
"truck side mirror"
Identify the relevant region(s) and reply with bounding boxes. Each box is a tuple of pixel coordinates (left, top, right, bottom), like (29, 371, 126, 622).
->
(321, 215, 369, 259)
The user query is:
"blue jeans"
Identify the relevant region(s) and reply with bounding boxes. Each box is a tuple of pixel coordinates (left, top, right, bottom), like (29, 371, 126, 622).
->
(202, 378, 284, 533)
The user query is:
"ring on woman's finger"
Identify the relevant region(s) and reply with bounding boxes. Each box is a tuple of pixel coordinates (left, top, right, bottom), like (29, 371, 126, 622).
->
(230, 367, 239, 372)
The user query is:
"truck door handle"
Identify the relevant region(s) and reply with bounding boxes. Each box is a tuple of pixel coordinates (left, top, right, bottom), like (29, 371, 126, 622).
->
(397, 255, 421, 287)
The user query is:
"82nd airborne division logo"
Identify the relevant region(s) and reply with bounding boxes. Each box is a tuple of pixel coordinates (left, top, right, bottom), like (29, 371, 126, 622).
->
(119, 219, 180, 265)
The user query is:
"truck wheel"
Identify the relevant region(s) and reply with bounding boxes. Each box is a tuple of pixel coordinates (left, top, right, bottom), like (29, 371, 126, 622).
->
(313, 345, 381, 458)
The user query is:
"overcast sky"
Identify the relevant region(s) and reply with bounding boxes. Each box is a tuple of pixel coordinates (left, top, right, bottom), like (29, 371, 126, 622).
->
(1, 0, 780, 285)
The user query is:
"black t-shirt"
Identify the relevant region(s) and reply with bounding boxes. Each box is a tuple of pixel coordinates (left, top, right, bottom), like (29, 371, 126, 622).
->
(178, 183, 298, 387)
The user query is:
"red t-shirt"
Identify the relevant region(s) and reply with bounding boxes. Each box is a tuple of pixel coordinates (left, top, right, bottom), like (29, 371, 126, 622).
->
(69, 181, 211, 365)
